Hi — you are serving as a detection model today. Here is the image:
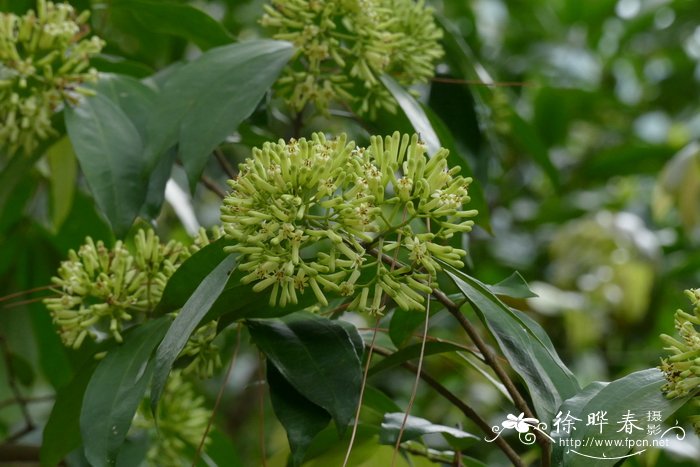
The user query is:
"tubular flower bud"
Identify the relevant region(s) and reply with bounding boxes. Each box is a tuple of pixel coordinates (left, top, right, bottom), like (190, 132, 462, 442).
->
(220, 132, 476, 314)
(260, 0, 443, 117)
(44, 230, 190, 348)
(132, 371, 211, 466)
(0, 1, 104, 155)
(660, 288, 700, 435)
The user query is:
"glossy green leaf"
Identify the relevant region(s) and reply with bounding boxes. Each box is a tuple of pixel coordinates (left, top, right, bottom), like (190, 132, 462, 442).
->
(443, 263, 580, 422)
(65, 93, 146, 237)
(388, 309, 426, 348)
(80, 318, 170, 467)
(551, 369, 690, 467)
(92, 74, 157, 142)
(369, 341, 467, 376)
(380, 75, 440, 154)
(379, 413, 479, 449)
(113, 0, 233, 51)
(488, 271, 538, 299)
(151, 254, 237, 410)
(145, 40, 294, 191)
(336, 319, 364, 361)
(41, 362, 97, 467)
(210, 277, 321, 327)
(90, 73, 174, 218)
(154, 237, 234, 314)
(267, 361, 331, 467)
(46, 137, 77, 231)
(247, 312, 362, 434)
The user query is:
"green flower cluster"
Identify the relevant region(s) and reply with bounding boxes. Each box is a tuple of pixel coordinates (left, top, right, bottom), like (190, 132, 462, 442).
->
(133, 371, 211, 466)
(220, 132, 476, 315)
(44, 228, 223, 379)
(0, 0, 103, 155)
(660, 288, 700, 434)
(45, 229, 189, 348)
(260, 0, 443, 116)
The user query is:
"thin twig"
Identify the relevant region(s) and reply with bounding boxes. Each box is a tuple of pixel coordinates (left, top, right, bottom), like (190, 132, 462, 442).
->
(175, 161, 226, 199)
(0, 395, 54, 410)
(342, 317, 381, 467)
(0, 335, 34, 442)
(391, 295, 431, 466)
(192, 326, 242, 466)
(431, 76, 532, 87)
(200, 174, 227, 199)
(2, 296, 55, 310)
(214, 149, 237, 179)
(356, 327, 481, 357)
(291, 111, 304, 139)
(433, 289, 551, 465)
(372, 346, 525, 467)
(0, 285, 53, 304)
(258, 353, 268, 467)
(369, 249, 550, 463)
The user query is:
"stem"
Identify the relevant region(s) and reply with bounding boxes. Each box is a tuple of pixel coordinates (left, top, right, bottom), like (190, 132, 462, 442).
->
(214, 149, 237, 179)
(258, 353, 268, 467)
(433, 289, 551, 465)
(175, 161, 226, 199)
(291, 111, 304, 139)
(369, 249, 550, 464)
(391, 294, 431, 466)
(201, 174, 227, 199)
(0, 285, 54, 304)
(372, 346, 525, 467)
(342, 317, 381, 467)
(0, 395, 54, 410)
(192, 326, 241, 466)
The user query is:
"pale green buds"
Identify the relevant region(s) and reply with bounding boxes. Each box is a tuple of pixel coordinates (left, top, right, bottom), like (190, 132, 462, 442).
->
(660, 288, 700, 434)
(45, 228, 225, 376)
(0, 1, 104, 155)
(133, 371, 211, 466)
(44, 230, 190, 348)
(260, 0, 444, 116)
(220, 131, 476, 315)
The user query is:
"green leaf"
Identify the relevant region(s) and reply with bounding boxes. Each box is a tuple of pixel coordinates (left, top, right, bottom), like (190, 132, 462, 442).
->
(379, 413, 479, 449)
(210, 277, 320, 327)
(154, 237, 234, 314)
(145, 40, 294, 191)
(488, 272, 538, 299)
(368, 341, 467, 377)
(551, 369, 690, 467)
(267, 361, 331, 467)
(380, 75, 440, 154)
(247, 312, 363, 434)
(46, 137, 77, 231)
(90, 74, 173, 218)
(41, 362, 97, 467)
(92, 74, 157, 142)
(443, 263, 580, 422)
(380, 74, 490, 229)
(388, 309, 426, 348)
(80, 318, 170, 467)
(113, 0, 233, 51)
(65, 93, 147, 237)
(336, 319, 365, 361)
(151, 254, 237, 410)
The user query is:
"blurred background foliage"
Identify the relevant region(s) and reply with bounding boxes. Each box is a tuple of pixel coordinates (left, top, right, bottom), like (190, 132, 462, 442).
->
(1, 0, 700, 465)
